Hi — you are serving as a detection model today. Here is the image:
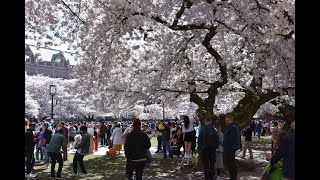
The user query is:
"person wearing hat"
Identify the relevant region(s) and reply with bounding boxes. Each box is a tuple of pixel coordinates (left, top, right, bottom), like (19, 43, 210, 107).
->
(47, 128, 67, 178)
(124, 118, 151, 180)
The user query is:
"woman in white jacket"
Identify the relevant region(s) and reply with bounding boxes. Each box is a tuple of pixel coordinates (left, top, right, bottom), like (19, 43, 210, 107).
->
(111, 123, 123, 154)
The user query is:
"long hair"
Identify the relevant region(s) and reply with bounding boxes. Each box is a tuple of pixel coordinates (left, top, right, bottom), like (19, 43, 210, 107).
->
(183, 115, 190, 129)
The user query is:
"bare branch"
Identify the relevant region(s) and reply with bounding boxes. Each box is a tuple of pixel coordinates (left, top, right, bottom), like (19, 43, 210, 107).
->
(171, 1, 187, 28)
(60, 0, 85, 24)
(132, 12, 211, 30)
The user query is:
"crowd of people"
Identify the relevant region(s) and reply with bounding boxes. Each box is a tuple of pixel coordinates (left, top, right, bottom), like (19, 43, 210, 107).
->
(25, 115, 295, 180)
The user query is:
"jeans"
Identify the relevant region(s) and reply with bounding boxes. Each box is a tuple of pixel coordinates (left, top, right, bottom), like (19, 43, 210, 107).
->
(201, 149, 216, 180)
(41, 146, 50, 164)
(73, 151, 87, 174)
(62, 146, 68, 161)
(224, 150, 237, 180)
(242, 141, 253, 158)
(35, 144, 43, 161)
(48, 152, 63, 177)
(162, 140, 173, 158)
(126, 160, 146, 180)
(100, 133, 106, 145)
(257, 131, 261, 138)
(157, 136, 162, 151)
(25, 151, 35, 174)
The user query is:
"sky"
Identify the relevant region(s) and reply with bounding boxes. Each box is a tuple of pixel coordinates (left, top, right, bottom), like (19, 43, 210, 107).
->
(25, 39, 78, 65)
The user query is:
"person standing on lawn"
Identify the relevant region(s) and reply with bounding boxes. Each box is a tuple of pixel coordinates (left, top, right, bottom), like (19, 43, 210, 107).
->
(125, 119, 151, 180)
(25, 122, 37, 178)
(198, 117, 219, 180)
(72, 125, 90, 177)
(242, 126, 254, 159)
(47, 128, 67, 178)
(223, 115, 241, 180)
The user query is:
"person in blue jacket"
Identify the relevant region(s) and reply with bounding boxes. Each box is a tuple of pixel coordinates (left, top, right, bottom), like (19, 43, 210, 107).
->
(223, 115, 241, 180)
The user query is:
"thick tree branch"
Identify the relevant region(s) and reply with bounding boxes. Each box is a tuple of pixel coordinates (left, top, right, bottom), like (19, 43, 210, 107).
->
(171, 1, 187, 28)
(202, 27, 228, 84)
(277, 31, 294, 40)
(132, 12, 211, 30)
(60, 0, 86, 24)
(253, 0, 270, 12)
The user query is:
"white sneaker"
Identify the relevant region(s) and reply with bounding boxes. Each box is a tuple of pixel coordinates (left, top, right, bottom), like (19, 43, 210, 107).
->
(216, 175, 221, 180)
(35, 160, 40, 163)
(42, 164, 49, 170)
(25, 173, 37, 178)
(70, 173, 78, 177)
(80, 173, 88, 177)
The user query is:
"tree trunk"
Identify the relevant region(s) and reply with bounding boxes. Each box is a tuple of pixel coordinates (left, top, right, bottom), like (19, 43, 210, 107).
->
(231, 90, 280, 129)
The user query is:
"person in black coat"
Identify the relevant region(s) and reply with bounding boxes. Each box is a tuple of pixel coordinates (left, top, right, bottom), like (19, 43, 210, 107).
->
(25, 123, 37, 178)
(124, 119, 151, 180)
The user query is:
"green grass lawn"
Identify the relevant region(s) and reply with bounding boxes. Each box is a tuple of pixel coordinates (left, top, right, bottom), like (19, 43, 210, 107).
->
(30, 136, 272, 179)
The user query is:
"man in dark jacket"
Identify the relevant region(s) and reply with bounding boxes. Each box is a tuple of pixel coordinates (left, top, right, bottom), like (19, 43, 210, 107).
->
(250, 121, 256, 136)
(125, 118, 151, 180)
(270, 130, 295, 180)
(59, 121, 69, 161)
(223, 115, 241, 180)
(198, 117, 219, 180)
(25, 123, 37, 178)
(242, 126, 253, 159)
(47, 128, 67, 178)
(99, 122, 108, 146)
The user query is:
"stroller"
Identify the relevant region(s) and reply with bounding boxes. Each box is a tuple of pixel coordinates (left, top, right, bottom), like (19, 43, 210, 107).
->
(171, 133, 182, 157)
(261, 162, 282, 180)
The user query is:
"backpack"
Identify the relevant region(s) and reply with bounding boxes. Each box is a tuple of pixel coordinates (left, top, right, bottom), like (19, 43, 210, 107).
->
(203, 126, 218, 150)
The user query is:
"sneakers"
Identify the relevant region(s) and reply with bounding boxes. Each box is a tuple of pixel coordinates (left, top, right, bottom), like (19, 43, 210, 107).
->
(216, 175, 221, 180)
(42, 164, 49, 170)
(70, 173, 78, 177)
(80, 173, 88, 177)
(25, 173, 37, 178)
(35, 160, 40, 163)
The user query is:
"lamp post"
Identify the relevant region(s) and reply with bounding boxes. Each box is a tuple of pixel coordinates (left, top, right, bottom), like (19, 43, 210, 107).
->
(50, 84, 56, 120)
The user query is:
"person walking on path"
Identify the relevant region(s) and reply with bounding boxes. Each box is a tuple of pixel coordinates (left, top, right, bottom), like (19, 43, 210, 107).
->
(198, 117, 219, 180)
(124, 119, 151, 180)
(223, 115, 241, 180)
(242, 126, 254, 159)
(99, 122, 108, 146)
(47, 128, 67, 178)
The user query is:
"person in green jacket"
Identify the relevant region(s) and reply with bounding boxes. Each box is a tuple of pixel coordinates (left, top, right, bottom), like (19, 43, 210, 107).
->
(72, 125, 91, 176)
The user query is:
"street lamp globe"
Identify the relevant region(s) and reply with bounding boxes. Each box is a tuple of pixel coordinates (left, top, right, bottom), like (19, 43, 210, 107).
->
(50, 84, 56, 95)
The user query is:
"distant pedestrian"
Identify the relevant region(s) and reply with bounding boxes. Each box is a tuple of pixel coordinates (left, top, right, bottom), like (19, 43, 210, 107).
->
(242, 126, 253, 159)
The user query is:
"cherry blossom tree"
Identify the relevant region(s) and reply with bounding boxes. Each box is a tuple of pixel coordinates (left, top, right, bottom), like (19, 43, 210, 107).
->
(25, 0, 295, 127)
